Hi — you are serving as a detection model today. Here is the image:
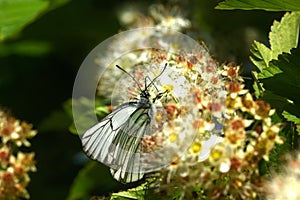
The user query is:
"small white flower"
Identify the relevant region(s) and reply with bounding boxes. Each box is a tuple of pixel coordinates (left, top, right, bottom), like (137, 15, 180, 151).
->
(198, 135, 223, 162)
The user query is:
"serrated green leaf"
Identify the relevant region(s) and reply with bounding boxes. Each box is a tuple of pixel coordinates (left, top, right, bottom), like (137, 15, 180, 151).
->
(252, 71, 265, 98)
(282, 111, 300, 123)
(257, 65, 283, 79)
(251, 12, 300, 103)
(216, 0, 300, 11)
(250, 40, 272, 71)
(0, 0, 49, 41)
(110, 182, 148, 200)
(269, 12, 300, 58)
(259, 48, 300, 116)
(250, 12, 300, 74)
(252, 81, 261, 99)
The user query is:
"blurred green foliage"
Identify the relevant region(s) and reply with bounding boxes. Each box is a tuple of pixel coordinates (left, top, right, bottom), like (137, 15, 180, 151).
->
(216, 0, 300, 11)
(1, 0, 298, 199)
(0, 0, 119, 199)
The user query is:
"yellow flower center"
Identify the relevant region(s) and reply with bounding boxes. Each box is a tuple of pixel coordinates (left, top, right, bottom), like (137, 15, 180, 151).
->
(168, 133, 178, 143)
(191, 142, 202, 153)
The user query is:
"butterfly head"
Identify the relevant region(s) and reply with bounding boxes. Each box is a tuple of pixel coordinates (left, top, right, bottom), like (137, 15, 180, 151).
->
(139, 89, 151, 104)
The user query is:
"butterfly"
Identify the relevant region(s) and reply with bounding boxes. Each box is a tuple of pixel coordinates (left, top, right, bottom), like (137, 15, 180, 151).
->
(81, 63, 168, 183)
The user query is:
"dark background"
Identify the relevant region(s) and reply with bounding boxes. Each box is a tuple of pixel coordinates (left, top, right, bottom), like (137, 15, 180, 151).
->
(0, 0, 282, 199)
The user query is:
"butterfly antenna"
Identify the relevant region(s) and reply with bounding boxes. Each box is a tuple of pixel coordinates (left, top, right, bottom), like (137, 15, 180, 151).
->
(116, 65, 143, 92)
(146, 63, 168, 90)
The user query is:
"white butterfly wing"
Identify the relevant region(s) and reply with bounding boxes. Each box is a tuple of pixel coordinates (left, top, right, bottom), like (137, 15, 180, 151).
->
(81, 103, 137, 162)
(81, 102, 152, 183)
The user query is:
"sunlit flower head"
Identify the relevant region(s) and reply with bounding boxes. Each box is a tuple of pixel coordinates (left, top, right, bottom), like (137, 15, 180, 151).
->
(0, 112, 37, 147)
(252, 100, 275, 120)
(0, 110, 37, 199)
(221, 62, 243, 81)
(149, 4, 191, 31)
(86, 3, 283, 199)
(150, 62, 283, 199)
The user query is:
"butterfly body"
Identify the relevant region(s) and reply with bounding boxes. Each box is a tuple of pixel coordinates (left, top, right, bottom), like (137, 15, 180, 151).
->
(81, 64, 167, 183)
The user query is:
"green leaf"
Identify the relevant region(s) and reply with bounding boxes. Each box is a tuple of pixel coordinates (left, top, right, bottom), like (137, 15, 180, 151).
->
(260, 91, 291, 113)
(47, 0, 71, 11)
(67, 161, 120, 200)
(0, 40, 52, 56)
(216, 0, 300, 11)
(95, 105, 110, 116)
(250, 40, 272, 71)
(257, 65, 282, 79)
(250, 12, 300, 72)
(0, 0, 49, 41)
(64, 98, 96, 135)
(110, 182, 148, 200)
(252, 71, 264, 98)
(252, 81, 261, 99)
(64, 97, 108, 135)
(251, 12, 300, 100)
(259, 48, 300, 116)
(282, 111, 300, 135)
(269, 12, 300, 57)
(282, 111, 300, 123)
(38, 110, 72, 132)
(294, 124, 300, 134)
